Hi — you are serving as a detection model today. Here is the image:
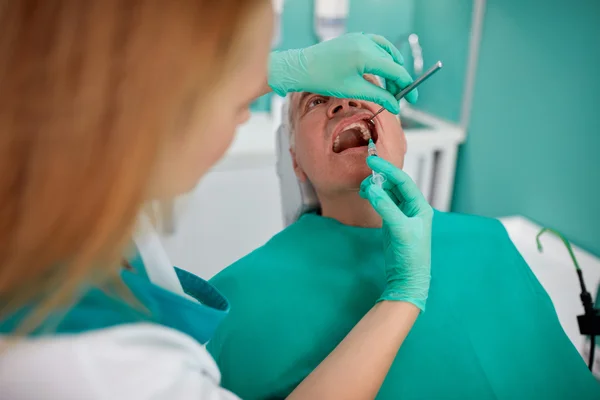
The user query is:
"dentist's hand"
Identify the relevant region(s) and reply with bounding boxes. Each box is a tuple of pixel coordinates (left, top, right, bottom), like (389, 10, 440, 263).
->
(360, 156, 433, 311)
(268, 33, 417, 114)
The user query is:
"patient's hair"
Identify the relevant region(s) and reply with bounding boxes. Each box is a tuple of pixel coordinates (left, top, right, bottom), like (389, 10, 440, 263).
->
(283, 94, 298, 149)
(0, 0, 266, 332)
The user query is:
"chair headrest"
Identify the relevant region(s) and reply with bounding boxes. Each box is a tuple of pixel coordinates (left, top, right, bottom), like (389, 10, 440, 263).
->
(275, 95, 320, 226)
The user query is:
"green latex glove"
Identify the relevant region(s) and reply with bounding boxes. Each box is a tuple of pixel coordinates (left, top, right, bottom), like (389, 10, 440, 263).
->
(269, 33, 417, 114)
(359, 156, 433, 311)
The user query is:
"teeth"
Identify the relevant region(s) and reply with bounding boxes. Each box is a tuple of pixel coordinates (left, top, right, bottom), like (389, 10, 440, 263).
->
(362, 129, 371, 141)
(343, 121, 371, 140)
(332, 120, 373, 152)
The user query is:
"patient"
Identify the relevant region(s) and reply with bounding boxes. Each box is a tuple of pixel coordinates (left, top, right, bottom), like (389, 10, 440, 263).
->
(207, 78, 600, 399)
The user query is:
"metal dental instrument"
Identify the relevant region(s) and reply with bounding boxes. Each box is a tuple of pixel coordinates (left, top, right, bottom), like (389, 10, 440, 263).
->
(369, 61, 443, 123)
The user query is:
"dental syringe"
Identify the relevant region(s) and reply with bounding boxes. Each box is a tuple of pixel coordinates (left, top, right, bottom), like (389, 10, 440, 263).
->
(367, 139, 386, 187)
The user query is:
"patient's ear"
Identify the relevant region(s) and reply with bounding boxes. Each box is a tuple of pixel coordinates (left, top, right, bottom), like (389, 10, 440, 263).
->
(290, 149, 308, 182)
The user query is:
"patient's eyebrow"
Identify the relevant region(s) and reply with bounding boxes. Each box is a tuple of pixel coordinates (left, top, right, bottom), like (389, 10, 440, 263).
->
(297, 92, 314, 108)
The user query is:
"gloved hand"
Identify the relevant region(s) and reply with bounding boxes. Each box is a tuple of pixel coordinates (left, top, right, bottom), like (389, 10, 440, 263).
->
(359, 156, 433, 311)
(269, 33, 417, 115)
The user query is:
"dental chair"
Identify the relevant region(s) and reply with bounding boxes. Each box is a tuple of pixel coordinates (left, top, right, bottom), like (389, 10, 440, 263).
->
(275, 96, 320, 227)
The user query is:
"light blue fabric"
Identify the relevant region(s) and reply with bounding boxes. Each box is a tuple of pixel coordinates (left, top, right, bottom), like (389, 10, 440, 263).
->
(0, 250, 229, 346)
(208, 211, 600, 399)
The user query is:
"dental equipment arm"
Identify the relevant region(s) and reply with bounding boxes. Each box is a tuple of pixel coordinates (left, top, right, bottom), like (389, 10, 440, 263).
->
(537, 228, 600, 371)
(267, 33, 417, 114)
(287, 158, 432, 400)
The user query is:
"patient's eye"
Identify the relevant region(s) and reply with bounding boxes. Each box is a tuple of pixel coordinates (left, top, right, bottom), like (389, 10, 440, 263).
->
(307, 96, 327, 109)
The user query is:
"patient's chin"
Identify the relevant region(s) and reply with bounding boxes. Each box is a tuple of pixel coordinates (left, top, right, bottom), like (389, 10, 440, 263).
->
(308, 158, 373, 193)
(334, 166, 372, 190)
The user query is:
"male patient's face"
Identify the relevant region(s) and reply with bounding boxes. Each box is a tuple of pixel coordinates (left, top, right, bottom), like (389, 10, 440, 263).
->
(289, 80, 407, 193)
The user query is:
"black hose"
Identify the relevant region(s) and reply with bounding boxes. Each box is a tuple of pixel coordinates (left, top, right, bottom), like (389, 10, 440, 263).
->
(589, 335, 596, 371)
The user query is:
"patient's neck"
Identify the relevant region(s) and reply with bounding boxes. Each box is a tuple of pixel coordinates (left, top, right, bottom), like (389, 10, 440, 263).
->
(318, 191, 382, 228)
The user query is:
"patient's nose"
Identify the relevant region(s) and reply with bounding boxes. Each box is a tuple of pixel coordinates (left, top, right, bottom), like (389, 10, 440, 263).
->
(328, 98, 362, 118)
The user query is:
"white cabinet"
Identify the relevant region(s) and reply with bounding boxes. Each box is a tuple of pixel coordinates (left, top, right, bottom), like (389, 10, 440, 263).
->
(160, 167, 284, 279)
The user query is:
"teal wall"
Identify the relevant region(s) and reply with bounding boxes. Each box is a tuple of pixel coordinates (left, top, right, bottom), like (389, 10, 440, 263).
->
(253, 0, 418, 112)
(451, 0, 600, 257)
(412, 0, 472, 122)
(259, 0, 472, 119)
(261, 1, 600, 256)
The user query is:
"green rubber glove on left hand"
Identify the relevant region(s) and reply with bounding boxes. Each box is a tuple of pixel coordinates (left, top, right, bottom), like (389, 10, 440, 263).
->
(269, 33, 417, 114)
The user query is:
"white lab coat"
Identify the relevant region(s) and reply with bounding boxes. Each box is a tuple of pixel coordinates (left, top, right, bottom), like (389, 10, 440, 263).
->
(0, 217, 240, 400)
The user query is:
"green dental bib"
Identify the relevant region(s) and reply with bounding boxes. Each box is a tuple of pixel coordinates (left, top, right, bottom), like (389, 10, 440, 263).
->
(208, 211, 599, 399)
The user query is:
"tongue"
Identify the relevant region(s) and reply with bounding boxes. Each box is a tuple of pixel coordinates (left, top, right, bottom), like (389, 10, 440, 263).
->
(334, 128, 368, 153)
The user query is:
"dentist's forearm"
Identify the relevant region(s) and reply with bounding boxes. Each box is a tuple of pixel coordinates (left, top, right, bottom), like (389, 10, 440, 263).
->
(287, 301, 419, 400)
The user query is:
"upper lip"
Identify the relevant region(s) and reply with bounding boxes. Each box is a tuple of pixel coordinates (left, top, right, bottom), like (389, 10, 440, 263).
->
(331, 113, 376, 146)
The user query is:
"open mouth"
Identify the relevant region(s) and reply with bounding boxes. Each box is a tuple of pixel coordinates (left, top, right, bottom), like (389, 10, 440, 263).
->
(332, 118, 378, 154)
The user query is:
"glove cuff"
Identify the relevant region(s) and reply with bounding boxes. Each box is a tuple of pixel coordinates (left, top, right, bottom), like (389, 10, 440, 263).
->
(378, 274, 430, 312)
(377, 292, 428, 312)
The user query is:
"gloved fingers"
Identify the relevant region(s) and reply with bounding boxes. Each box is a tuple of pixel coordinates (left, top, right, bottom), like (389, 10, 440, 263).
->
(360, 178, 410, 223)
(346, 78, 400, 114)
(394, 84, 417, 104)
(359, 175, 403, 206)
(362, 58, 418, 104)
(401, 86, 418, 104)
(384, 79, 402, 98)
(359, 175, 372, 199)
(362, 184, 409, 224)
(366, 156, 429, 213)
(360, 171, 415, 217)
(366, 34, 404, 65)
(384, 79, 417, 106)
(388, 189, 404, 208)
